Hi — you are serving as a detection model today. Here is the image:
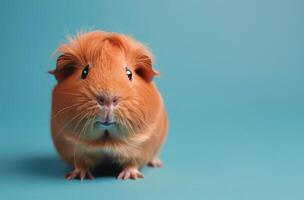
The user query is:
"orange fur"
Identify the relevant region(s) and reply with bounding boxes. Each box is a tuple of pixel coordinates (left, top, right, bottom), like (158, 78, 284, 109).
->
(50, 31, 168, 180)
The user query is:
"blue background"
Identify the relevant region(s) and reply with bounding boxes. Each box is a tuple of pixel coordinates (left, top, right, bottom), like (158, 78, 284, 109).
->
(1, 0, 303, 199)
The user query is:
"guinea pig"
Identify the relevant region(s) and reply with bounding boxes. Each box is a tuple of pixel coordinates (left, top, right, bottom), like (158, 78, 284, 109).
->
(49, 31, 168, 180)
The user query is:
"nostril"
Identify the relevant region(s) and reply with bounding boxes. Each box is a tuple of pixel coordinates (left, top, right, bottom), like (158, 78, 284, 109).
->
(112, 97, 119, 106)
(97, 96, 105, 106)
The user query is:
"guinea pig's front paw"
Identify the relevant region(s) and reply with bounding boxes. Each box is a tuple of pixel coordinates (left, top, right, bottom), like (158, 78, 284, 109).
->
(65, 169, 94, 181)
(117, 166, 144, 180)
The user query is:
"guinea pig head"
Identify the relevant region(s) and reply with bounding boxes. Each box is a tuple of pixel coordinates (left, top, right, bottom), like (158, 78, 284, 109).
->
(50, 32, 159, 140)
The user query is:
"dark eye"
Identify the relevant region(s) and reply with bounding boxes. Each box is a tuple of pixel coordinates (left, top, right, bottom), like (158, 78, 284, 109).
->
(126, 67, 132, 81)
(81, 65, 89, 79)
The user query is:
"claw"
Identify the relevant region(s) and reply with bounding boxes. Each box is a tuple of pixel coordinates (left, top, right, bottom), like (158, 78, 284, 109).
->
(148, 157, 163, 168)
(65, 169, 94, 180)
(117, 167, 144, 180)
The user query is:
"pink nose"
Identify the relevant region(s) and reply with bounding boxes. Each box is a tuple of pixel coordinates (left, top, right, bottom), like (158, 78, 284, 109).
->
(97, 95, 119, 107)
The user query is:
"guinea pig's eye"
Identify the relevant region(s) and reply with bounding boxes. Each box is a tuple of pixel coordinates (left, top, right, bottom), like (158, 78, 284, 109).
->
(125, 67, 132, 81)
(81, 65, 90, 79)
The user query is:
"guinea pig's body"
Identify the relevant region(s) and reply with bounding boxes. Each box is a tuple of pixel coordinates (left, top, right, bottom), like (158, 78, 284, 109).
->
(50, 31, 168, 180)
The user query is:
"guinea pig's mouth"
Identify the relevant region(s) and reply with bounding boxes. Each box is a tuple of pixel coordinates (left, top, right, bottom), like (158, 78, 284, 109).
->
(95, 121, 116, 129)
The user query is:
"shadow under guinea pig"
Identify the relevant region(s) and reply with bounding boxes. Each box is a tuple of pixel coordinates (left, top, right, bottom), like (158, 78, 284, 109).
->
(8, 154, 69, 179)
(11, 154, 124, 180)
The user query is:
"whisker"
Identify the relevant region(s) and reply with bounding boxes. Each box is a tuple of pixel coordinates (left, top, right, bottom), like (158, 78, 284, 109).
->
(72, 110, 90, 134)
(53, 109, 88, 141)
(90, 116, 96, 135)
(73, 112, 90, 166)
(81, 116, 91, 138)
(53, 91, 83, 97)
(51, 103, 84, 119)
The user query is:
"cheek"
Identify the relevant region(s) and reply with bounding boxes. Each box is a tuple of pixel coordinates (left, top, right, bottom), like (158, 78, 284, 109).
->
(116, 98, 146, 121)
(52, 86, 99, 121)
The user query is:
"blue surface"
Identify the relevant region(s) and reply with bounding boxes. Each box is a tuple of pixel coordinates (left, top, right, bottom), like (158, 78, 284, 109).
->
(1, 0, 303, 199)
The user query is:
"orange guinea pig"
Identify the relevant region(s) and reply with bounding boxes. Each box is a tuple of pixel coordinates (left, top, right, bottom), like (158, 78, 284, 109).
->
(49, 31, 168, 180)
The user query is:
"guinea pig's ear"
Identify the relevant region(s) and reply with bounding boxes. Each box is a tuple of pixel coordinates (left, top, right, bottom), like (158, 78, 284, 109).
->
(135, 54, 159, 82)
(49, 54, 77, 82)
